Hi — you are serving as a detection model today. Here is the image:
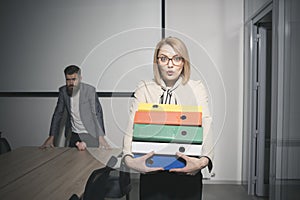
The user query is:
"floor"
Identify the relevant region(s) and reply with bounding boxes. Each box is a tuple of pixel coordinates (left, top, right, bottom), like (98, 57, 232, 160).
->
(202, 184, 268, 200)
(106, 179, 269, 200)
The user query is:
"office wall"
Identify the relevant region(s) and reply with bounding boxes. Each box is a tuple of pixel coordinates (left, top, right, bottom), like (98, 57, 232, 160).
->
(0, 97, 132, 149)
(0, 0, 244, 183)
(243, 0, 300, 198)
(275, 0, 300, 198)
(0, 0, 160, 91)
(281, 0, 300, 179)
(165, 0, 244, 183)
(0, 0, 161, 149)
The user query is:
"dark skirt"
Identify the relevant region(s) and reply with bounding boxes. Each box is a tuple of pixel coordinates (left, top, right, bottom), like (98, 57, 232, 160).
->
(140, 171, 203, 200)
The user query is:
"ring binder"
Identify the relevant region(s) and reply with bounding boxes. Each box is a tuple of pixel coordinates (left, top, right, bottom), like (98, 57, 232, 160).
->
(134, 154, 186, 170)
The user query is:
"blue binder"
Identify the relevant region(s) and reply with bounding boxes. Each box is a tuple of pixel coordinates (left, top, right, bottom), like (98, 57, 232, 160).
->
(134, 154, 186, 170)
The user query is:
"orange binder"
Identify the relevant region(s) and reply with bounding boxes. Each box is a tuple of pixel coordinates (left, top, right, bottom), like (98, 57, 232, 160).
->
(134, 111, 202, 126)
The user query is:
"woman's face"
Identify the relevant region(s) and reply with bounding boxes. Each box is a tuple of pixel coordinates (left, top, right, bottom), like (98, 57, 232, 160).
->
(157, 44, 184, 87)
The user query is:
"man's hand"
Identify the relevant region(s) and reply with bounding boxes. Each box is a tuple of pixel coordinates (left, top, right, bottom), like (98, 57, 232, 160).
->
(39, 136, 54, 149)
(98, 136, 111, 149)
(76, 141, 87, 151)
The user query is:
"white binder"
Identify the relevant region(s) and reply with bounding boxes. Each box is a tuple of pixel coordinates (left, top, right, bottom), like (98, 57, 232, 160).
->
(132, 141, 202, 156)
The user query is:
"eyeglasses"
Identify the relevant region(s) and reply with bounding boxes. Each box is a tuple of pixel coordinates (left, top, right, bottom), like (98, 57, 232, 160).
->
(157, 55, 184, 66)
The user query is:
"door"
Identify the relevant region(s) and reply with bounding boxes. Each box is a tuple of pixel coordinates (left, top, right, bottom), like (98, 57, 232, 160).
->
(250, 11, 272, 197)
(255, 25, 272, 197)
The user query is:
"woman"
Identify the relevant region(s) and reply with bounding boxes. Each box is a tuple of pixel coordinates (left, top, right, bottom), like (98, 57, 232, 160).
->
(123, 37, 214, 200)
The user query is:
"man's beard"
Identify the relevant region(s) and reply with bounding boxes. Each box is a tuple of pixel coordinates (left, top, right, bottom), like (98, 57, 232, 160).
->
(67, 85, 79, 96)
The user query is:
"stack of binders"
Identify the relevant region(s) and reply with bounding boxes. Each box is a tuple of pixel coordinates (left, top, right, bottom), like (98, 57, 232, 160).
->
(132, 103, 203, 170)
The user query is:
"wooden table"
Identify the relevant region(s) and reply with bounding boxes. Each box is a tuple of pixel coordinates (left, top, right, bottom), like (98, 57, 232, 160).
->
(0, 147, 122, 200)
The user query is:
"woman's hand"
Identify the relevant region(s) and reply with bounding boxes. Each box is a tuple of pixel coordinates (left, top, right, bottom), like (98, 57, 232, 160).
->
(169, 152, 209, 175)
(124, 151, 164, 173)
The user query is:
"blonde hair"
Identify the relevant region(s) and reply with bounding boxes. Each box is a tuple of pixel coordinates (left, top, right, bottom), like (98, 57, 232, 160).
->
(153, 36, 191, 85)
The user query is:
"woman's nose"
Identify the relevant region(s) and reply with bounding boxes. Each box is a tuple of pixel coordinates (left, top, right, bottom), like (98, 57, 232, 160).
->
(167, 59, 173, 67)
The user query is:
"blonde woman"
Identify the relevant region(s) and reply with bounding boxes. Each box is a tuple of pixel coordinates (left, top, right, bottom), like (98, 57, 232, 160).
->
(123, 37, 214, 200)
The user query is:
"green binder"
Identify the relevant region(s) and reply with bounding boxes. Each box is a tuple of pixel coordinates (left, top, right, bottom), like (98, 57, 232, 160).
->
(133, 124, 203, 144)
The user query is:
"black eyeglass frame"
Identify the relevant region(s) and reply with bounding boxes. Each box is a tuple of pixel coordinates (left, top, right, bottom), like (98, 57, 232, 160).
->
(157, 55, 184, 66)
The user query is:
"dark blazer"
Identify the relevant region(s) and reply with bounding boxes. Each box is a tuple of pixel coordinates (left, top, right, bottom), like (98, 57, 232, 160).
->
(49, 83, 105, 138)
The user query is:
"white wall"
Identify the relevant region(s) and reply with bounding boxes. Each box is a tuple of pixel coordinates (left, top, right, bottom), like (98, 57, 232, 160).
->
(0, 0, 160, 92)
(0, 97, 131, 149)
(166, 0, 244, 183)
(0, 0, 161, 148)
(0, 98, 57, 148)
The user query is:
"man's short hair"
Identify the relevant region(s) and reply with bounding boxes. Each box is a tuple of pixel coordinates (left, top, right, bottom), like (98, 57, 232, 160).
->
(64, 65, 81, 76)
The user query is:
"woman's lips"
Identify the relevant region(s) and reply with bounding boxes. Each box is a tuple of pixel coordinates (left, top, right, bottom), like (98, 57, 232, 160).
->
(167, 70, 174, 76)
